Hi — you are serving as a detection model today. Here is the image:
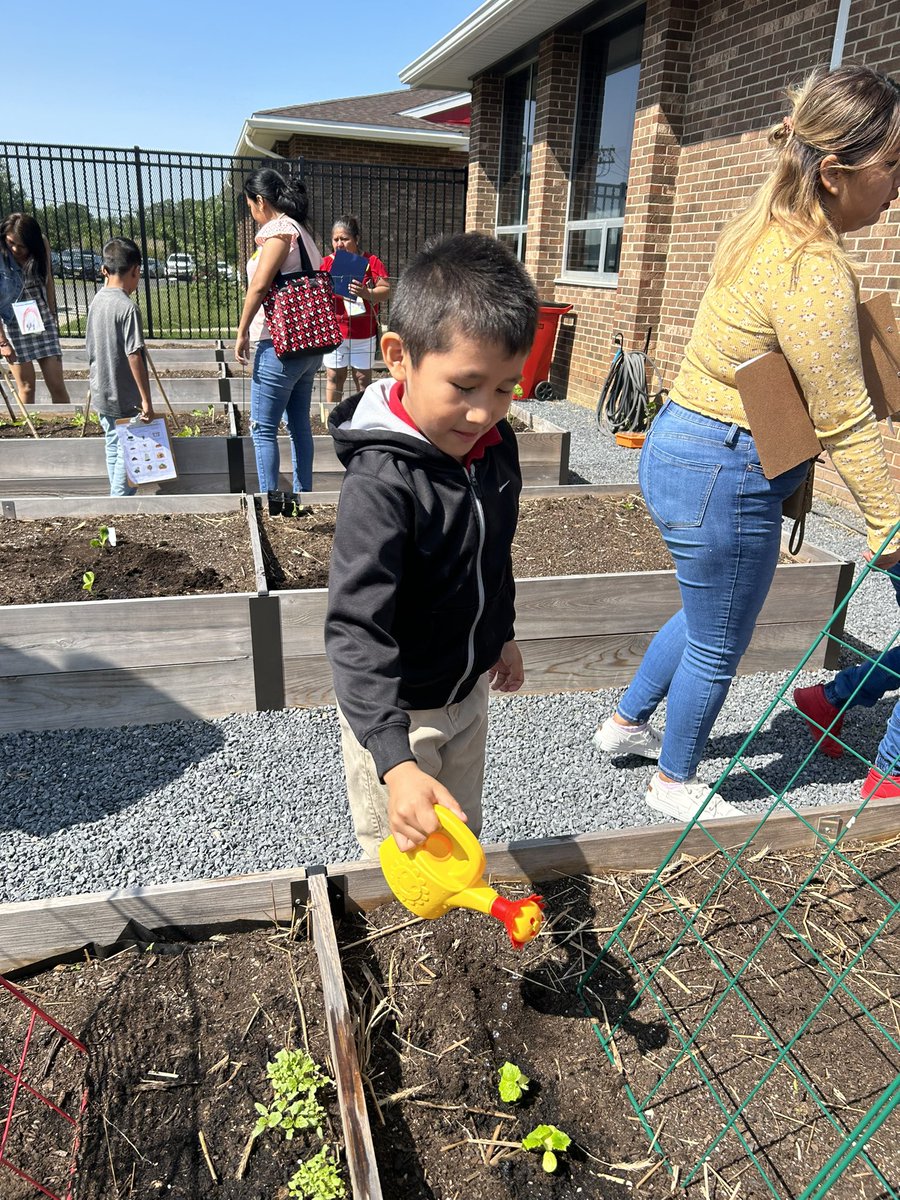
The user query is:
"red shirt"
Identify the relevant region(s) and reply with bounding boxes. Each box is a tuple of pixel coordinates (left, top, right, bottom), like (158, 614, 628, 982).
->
(321, 252, 388, 341)
(388, 382, 501, 467)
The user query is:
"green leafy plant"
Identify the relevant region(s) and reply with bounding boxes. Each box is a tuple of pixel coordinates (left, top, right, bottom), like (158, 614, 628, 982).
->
(90, 525, 109, 548)
(72, 409, 85, 427)
(498, 1061, 530, 1103)
(522, 1124, 571, 1173)
(252, 1048, 330, 1142)
(190, 405, 216, 419)
(176, 423, 201, 438)
(82, 571, 95, 595)
(286, 1145, 347, 1199)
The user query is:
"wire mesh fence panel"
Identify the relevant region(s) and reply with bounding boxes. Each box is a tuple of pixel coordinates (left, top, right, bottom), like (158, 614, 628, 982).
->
(0, 976, 87, 1200)
(579, 527, 900, 1199)
(0, 143, 467, 340)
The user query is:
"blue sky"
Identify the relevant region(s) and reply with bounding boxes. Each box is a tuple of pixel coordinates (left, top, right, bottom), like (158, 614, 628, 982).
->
(8, 1, 478, 154)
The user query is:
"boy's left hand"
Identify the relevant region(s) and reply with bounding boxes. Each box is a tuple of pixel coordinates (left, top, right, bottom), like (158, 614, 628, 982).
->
(488, 640, 525, 692)
(140, 404, 156, 423)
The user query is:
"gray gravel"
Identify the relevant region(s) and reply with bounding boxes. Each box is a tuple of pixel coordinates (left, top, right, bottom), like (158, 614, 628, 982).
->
(2, 401, 898, 903)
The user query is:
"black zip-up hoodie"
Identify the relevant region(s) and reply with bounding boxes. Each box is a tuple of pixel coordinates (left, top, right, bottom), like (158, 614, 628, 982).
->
(325, 380, 521, 781)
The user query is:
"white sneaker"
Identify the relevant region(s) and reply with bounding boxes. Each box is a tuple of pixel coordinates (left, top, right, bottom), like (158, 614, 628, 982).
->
(645, 774, 742, 822)
(593, 716, 663, 761)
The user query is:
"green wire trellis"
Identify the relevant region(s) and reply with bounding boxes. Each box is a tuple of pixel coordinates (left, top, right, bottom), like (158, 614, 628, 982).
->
(580, 522, 900, 1199)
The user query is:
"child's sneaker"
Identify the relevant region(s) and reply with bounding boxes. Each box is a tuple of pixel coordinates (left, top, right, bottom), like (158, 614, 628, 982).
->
(645, 774, 742, 822)
(593, 716, 663, 760)
(861, 767, 900, 800)
(793, 684, 845, 758)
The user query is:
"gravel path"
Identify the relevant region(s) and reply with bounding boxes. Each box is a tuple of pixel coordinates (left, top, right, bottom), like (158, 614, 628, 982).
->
(2, 400, 898, 903)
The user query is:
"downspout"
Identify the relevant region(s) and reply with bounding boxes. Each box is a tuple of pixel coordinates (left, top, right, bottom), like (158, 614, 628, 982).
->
(830, 0, 852, 68)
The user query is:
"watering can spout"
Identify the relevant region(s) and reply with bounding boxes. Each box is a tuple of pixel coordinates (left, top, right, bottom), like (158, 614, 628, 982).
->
(379, 806, 544, 948)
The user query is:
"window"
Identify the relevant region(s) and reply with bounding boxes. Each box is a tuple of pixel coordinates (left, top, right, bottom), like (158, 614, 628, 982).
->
(563, 13, 644, 284)
(495, 63, 536, 261)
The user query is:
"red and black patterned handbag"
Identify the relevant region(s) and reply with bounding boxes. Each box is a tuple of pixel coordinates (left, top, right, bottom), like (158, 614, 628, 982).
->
(262, 234, 342, 360)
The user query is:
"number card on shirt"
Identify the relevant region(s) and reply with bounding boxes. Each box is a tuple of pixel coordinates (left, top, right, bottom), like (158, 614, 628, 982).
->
(115, 417, 177, 486)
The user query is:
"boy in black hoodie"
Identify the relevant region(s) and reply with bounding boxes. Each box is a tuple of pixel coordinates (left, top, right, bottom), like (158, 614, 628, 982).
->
(325, 233, 539, 857)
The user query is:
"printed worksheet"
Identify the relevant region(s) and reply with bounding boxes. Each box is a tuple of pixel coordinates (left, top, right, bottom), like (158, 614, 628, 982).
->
(115, 417, 177, 486)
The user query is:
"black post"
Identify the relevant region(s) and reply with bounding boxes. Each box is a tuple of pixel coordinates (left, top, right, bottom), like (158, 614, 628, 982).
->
(133, 145, 154, 340)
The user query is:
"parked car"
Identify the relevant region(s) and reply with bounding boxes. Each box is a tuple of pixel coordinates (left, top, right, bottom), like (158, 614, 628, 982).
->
(58, 250, 103, 280)
(145, 257, 166, 279)
(166, 253, 196, 282)
(215, 261, 237, 282)
(50, 250, 62, 277)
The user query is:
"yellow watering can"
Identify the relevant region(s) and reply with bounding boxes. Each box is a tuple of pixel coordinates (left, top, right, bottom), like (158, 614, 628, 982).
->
(379, 805, 544, 949)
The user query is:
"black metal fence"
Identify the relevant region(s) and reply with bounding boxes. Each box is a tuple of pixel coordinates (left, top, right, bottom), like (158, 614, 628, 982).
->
(0, 142, 468, 340)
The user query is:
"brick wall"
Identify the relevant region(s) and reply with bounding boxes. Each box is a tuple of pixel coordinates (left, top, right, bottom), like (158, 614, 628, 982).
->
(274, 134, 464, 170)
(468, 0, 900, 513)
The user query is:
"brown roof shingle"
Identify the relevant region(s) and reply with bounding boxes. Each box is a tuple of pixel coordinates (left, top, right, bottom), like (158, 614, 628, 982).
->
(255, 88, 467, 132)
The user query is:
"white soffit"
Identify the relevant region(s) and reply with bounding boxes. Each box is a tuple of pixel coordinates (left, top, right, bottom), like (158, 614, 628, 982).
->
(400, 0, 599, 89)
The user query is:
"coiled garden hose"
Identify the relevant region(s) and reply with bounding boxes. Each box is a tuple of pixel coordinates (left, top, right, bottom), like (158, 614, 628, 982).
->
(597, 329, 667, 435)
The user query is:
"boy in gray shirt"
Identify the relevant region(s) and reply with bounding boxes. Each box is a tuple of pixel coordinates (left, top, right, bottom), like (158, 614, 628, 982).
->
(86, 237, 155, 495)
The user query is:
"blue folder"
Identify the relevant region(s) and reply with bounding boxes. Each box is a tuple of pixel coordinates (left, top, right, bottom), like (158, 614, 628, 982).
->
(328, 248, 370, 299)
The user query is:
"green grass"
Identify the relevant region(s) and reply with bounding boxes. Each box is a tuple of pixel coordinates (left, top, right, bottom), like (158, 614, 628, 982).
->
(59, 279, 244, 338)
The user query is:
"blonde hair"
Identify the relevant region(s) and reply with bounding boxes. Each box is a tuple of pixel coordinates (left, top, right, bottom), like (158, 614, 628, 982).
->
(712, 65, 900, 286)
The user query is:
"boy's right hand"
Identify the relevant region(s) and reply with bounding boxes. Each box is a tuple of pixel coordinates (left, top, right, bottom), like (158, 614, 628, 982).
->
(140, 402, 156, 423)
(384, 760, 469, 852)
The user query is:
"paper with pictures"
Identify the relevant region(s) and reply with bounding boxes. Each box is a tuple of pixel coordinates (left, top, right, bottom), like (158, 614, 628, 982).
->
(343, 295, 366, 317)
(115, 417, 177, 486)
(12, 299, 45, 335)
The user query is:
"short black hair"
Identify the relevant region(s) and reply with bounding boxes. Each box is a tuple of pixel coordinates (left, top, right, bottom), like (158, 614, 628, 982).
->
(102, 237, 141, 277)
(390, 232, 538, 366)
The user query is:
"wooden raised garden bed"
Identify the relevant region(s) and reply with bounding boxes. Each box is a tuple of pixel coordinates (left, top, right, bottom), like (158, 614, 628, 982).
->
(0, 402, 570, 496)
(0, 487, 852, 736)
(2, 801, 899, 1198)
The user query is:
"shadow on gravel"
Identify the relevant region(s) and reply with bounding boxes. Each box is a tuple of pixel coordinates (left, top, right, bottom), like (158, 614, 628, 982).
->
(0, 675, 225, 838)
(705, 699, 897, 805)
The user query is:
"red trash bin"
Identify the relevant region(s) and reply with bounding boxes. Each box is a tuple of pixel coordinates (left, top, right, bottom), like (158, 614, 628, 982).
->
(518, 303, 573, 399)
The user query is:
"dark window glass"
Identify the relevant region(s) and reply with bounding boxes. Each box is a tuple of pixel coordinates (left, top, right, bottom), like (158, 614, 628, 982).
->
(497, 64, 536, 230)
(568, 16, 643, 228)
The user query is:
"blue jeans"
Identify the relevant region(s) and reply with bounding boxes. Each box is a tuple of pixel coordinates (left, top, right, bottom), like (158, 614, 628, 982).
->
(250, 341, 321, 494)
(99, 413, 137, 497)
(826, 568, 900, 711)
(825, 566, 900, 775)
(617, 401, 810, 781)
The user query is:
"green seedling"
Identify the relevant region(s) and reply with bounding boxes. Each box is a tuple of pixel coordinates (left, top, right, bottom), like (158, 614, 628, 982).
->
(176, 423, 201, 438)
(498, 1061, 530, 1103)
(252, 1048, 330, 1142)
(90, 525, 109, 548)
(72, 410, 85, 427)
(82, 571, 95, 595)
(286, 1145, 347, 1199)
(522, 1124, 571, 1173)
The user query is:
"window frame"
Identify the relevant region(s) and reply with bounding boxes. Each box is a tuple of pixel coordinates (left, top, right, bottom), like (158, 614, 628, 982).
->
(494, 59, 537, 262)
(559, 8, 645, 288)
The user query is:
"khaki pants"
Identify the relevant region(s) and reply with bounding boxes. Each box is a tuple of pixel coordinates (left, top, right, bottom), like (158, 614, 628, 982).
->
(337, 674, 489, 859)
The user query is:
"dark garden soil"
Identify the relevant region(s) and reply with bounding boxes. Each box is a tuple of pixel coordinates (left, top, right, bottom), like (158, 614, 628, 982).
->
(0, 411, 231, 439)
(2, 844, 897, 1199)
(0, 512, 253, 605)
(339, 842, 900, 1200)
(260, 494, 674, 591)
(0, 928, 345, 1200)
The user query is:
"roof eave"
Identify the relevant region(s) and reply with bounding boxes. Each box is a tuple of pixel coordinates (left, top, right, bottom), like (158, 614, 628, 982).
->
(400, 0, 597, 89)
(235, 116, 469, 157)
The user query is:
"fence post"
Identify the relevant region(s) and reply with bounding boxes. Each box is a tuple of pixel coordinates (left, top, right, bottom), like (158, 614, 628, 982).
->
(133, 146, 155, 340)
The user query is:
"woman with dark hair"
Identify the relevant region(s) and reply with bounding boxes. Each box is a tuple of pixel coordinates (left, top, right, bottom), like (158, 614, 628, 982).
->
(320, 215, 389, 404)
(0, 212, 70, 403)
(235, 168, 324, 496)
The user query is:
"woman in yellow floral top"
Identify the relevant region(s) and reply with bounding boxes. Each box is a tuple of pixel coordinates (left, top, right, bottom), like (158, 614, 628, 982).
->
(594, 65, 900, 822)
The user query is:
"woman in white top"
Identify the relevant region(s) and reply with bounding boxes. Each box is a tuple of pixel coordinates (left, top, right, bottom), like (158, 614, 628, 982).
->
(235, 168, 324, 496)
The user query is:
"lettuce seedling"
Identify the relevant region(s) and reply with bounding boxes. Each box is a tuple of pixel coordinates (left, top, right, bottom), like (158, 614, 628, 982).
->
(82, 571, 95, 595)
(498, 1061, 530, 1103)
(522, 1124, 571, 1173)
(90, 526, 109, 549)
(286, 1145, 347, 1199)
(251, 1048, 331, 1141)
